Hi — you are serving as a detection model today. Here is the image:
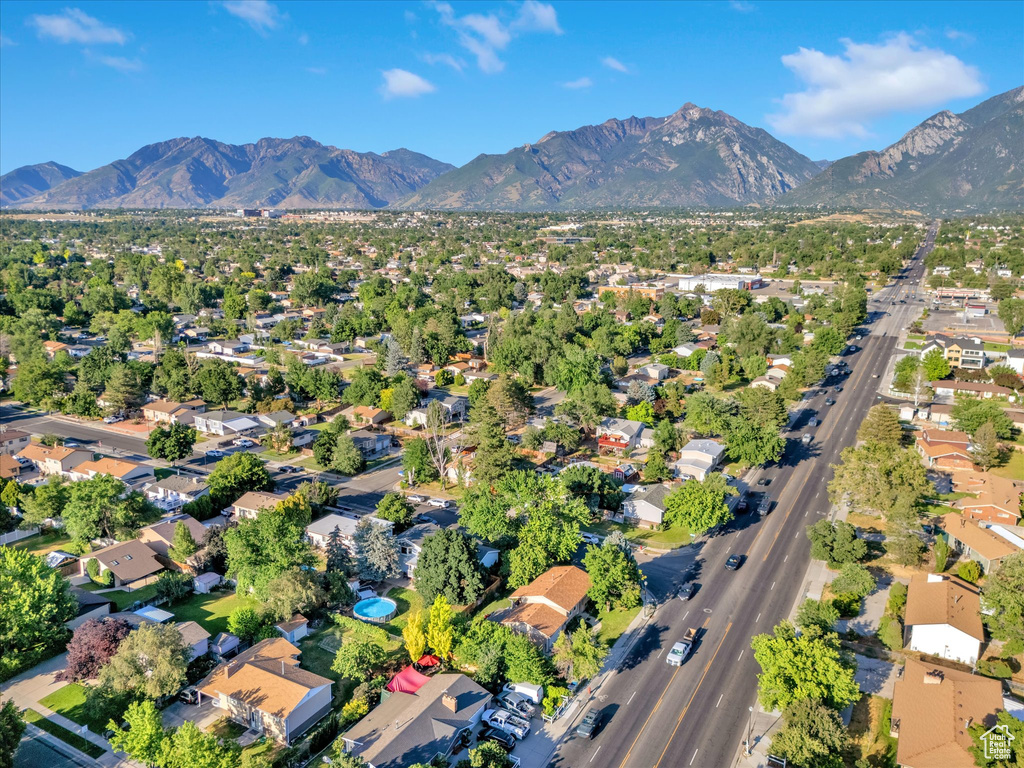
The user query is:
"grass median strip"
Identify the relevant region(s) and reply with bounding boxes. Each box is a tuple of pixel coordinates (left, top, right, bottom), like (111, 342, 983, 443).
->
(21, 708, 107, 759)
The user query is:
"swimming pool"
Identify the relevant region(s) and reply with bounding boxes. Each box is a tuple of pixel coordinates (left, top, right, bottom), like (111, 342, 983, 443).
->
(353, 597, 398, 624)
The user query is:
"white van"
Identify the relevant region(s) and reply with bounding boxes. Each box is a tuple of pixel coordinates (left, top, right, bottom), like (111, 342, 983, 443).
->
(502, 682, 544, 705)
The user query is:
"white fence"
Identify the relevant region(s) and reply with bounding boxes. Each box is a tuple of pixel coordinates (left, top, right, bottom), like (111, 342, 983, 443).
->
(0, 527, 39, 546)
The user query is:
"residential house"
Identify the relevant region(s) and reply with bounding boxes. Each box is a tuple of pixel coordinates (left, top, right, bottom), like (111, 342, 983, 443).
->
(622, 484, 672, 528)
(341, 674, 491, 768)
(143, 399, 206, 425)
(596, 417, 646, 454)
(80, 539, 163, 588)
(0, 429, 31, 455)
(304, 513, 394, 551)
(230, 491, 289, 520)
(937, 513, 1022, 572)
(145, 475, 210, 512)
(922, 335, 986, 370)
(672, 343, 701, 358)
(138, 515, 208, 559)
(210, 633, 240, 659)
(66, 587, 115, 630)
(177, 621, 211, 661)
(954, 473, 1023, 524)
(915, 432, 976, 472)
(257, 411, 297, 429)
(891, 658, 1002, 768)
(904, 574, 984, 665)
(749, 375, 781, 391)
(499, 565, 591, 651)
(16, 444, 92, 477)
(1005, 349, 1024, 375)
(193, 410, 261, 436)
(68, 457, 155, 486)
(198, 637, 332, 744)
(640, 363, 670, 381)
(343, 406, 392, 427)
(424, 394, 468, 423)
(207, 340, 250, 357)
(0, 454, 23, 479)
(397, 523, 441, 578)
(275, 614, 309, 644)
(931, 381, 1013, 400)
(673, 439, 725, 481)
(350, 430, 391, 460)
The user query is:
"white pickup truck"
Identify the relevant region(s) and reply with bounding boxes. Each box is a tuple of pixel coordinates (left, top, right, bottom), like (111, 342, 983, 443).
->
(667, 628, 698, 666)
(483, 708, 531, 739)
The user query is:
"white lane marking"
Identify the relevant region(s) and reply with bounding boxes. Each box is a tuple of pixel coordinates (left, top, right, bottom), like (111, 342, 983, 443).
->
(591, 746, 602, 763)
(683, 610, 689, 620)
(796, 531, 801, 537)
(771, 581, 776, 590)
(716, 694, 724, 708)
(784, 555, 788, 563)
(755, 612, 761, 622)
(690, 749, 699, 765)
(737, 650, 744, 661)
(627, 690, 636, 705)
(657, 648, 664, 658)
(804, 510, 808, 517)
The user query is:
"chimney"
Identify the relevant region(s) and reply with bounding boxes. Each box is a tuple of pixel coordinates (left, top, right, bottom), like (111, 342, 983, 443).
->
(441, 691, 458, 713)
(924, 669, 944, 685)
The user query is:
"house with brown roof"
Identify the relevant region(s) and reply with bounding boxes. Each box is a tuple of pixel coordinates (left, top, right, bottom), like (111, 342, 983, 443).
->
(954, 473, 1023, 524)
(915, 437, 976, 472)
(931, 380, 1013, 400)
(919, 429, 971, 449)
(229, 491, 288, 520)
(0, 429, 31, 455)
(499, 565, 591, 651)
(17, 444, 92, 477)
(342, 405, 392, 427)
(0, 454, 23, 479)
(891, 658, 1002, 768)
(904, 574, 984, 665)
(143, 399, 207, 425)
(80, 539, 163, 588)
(937, 513, 1022, 572)
(198, 637, 332, 744)
(138, 515, 208, 559)
(68, 457, 155, 486)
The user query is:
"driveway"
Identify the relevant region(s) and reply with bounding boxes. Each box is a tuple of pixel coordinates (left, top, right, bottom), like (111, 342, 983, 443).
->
(0, 653, 69, 712)
(837, 572, 906, 637)
(162, 698, 221, 731)
(853, 653, 899, 697)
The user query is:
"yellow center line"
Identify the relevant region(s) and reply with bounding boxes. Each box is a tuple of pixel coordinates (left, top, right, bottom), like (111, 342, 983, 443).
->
(654, 622, 734, 768)
(617, 663, 681, 767)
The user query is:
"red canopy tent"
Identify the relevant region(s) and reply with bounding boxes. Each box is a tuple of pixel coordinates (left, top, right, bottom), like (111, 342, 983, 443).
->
(416, 654, 441, 668)
(385, 665, 430, 694)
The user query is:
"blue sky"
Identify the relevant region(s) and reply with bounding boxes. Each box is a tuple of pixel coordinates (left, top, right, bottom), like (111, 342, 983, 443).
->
(1, 0, 1021, 174)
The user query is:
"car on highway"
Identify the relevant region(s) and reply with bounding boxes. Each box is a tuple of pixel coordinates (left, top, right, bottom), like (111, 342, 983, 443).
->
(802, 433, 812, 444)
(725, 554, 743, 571)
(677, 583, 696, 601)
(808, 417, 818, 427)
(872, 373, 880, 379)
(428, 498, 450, 508)
(757, 495, 772, 516)
(206, 449, 227, 458)
(407, 494, 427, 504)
(232, 438, 255, 448)
(667, 628, 697, 666)
(477, 726, 516, 752)
(736, 494, 749, 513)
(756, 478, 771, 487)
(825, 398, 835, 406)
(834, 385, 843, 392)
(576, 709, 603, 739)
(855, 335, 862, 340)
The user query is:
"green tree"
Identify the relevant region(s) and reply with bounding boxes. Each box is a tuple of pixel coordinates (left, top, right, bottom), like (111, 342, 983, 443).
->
(159, 720, 240, 768)
(725, 420, 785, 467)
(831, 563, 875, 599)
(795, 599, 840, 636)
(683, 393, 736, 437)
(224, 495, 316, 599)
(100, 623, 190, 699)
(736, 387, 788, 430)
(856, 404, 902, 448)
(997, 297, 1024, 337)
(20, 476, 69, 526)
(0, 697, 26, 768)
(331, 435, 366, 475)
(154, 571, 192, 604)
(958, 559, 982, 584)
(972, 421, 1003, 470)
(413, 529, 486, 606)
(107, 699, 166, 767)
(353, 518, 400, 582)
(167, 521, 199, 562)
(553, 345, 602, 395)
(312, 429, 339, 468)
(952, 400, 1015, 439)
(331, 640, 386, 683)
(467, 399, 513, 489)
(146, 423, 198, 465)
(663, 473, 736, 535)
(455, 741, 513, 768)
(643, 449, 672, 482)
(206, 452, 274, 508)
(374, 493, 413, 528)
(402, 609, 427, 663)
(264, 568, 326, 621)
(921, 347, 951, 380)
(552, 628, 608, 682)
(583, 535, 642, 611)
(828, 443, 932, 518)
(969, 709, 1024, 767)
(227, 606, 266, 643)
(195, 360, 243, 408)
(426, 595, 455, 661)
(934, 536, 950, 572)
(625, 400, 655, 426)
(388, 376, 420, 420)
(555, 383, 617, 433)
(805, 519, 867, 568)
(769, 699, 847, 768)
(751, 620, 859, 711)
(63, 475, 159, 544)
(402, 437, 438, 485)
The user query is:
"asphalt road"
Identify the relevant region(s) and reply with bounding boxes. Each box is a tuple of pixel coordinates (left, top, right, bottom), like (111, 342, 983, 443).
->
(553, 224, 935, 768)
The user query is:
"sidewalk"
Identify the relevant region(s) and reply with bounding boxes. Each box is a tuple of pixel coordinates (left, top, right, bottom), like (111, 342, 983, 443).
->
(513, 602, 657, 767)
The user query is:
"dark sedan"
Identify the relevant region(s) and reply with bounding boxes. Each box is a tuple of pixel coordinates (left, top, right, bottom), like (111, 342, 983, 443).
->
(576, 709, 603, 739)
(478, 726, 516, 752)
(725, 554, 743, 571)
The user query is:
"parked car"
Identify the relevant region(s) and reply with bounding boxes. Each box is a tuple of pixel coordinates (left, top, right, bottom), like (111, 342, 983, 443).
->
(825, 398, 835, 406)
(278, 465, 300, 473)
(482, 708, 530, 740)
(808, 417, 818, 427)
(502, 682, 544, 705)
(206, 449, 227, 458)
(725, 554, 743, 571)
(834, 385, 843, 392)
(407, 494, 427, 504)
(178, 686, 199, 705)
(498, 691, 536, 717)
(232, 438, 255, 448)
(581, 532, 601, 545)
(63, 440, 81, 448)
(428, 498, 450, 508)
(103, 414, 124, 424)
(477, 726, 516, 752)
(414, 514, 438, 525)
(576, 709, 603, 739)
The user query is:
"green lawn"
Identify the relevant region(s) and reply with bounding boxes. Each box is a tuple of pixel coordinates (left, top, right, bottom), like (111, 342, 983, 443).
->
(11, 529, 74, 558)
(155, 468, 175, 480)
(380, 587, 423, 636)
(984, 342, 1012, 353)
(584, 521, 693, 550)
(170, 591, 258, 637)
(39, 683, 111, 735)
(595, 606, 641, 646)
(103, 584, 160, 611)
(903, 341, 922, 350)
(992, 450, 1024, 481)
(22, 708, 106, 758)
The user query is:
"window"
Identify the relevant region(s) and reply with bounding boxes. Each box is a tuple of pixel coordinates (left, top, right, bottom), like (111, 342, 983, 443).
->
(125, 555, 133, 561)
(110, 560, 119, 566)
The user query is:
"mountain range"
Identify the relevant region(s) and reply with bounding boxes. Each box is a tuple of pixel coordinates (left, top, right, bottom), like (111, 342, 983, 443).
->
(2, 87, 1021, 212)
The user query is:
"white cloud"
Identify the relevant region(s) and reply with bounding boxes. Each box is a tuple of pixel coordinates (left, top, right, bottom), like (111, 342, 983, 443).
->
(380, 68, 436, 99)
(602, 56, 628, 73)
(768, 33, 984, 138)
(729, 1, 755, 11)
(0, 31, 16, 47)
(562, 77, 592, 89)
(306, 66, 327, 75)
(431, 1, 562, 74)
(29, 8, 126, 45)
(423, 52, 465, 72)
(221, 1, 284, 32)
(298, 33, 309, 45)
(95, 54, 143, 73)
(945, 28, 975, 44)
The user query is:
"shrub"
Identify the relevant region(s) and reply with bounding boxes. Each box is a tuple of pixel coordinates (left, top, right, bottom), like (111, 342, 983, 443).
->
(957, 560, 982, 584)
(933, 536, 949, 572)
(86, 558, 113, 586)
(542, 686, 570, 717)
(977, 659, 1013, 679)
(340, 697, 369, 728)
(831, 592, 862, 618)
(308, 713, 340, 754)
(885, 582, 908, 618)
(154, 571, 193, 604)
(877, 615, 904, 651)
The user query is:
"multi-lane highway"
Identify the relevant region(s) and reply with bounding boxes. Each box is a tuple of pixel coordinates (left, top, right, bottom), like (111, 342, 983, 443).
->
(552, 224, 934, 768)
